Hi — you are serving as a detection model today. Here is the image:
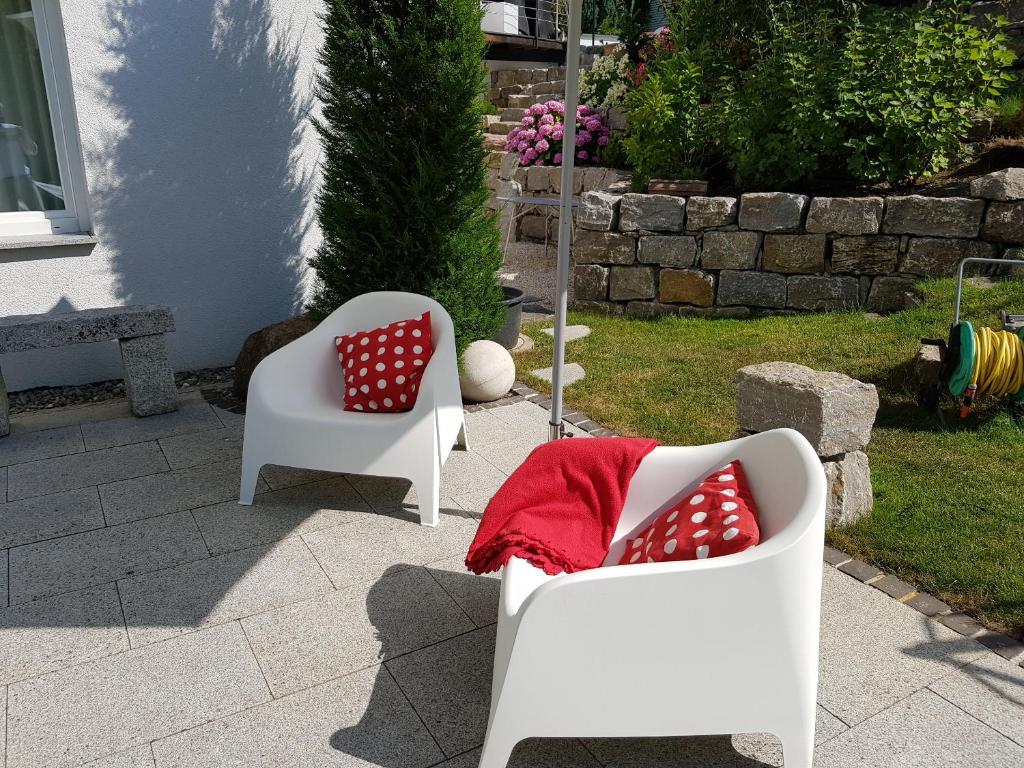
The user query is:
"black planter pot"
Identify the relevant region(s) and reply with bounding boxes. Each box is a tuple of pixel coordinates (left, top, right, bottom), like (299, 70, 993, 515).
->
(493, 286, 525, 350)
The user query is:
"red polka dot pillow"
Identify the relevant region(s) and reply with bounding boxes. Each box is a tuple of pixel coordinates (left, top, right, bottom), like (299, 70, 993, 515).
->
(334, 312, 433, 413)
(619, 460, 760, 565)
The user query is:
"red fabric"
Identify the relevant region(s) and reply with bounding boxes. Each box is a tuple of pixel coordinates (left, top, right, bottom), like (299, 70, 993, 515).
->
(466, 437, 659, 575)
(619, 459, 760, 565)
(334, 312, 432, 413)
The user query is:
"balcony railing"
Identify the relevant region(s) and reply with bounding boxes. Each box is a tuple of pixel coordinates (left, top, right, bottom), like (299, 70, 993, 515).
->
(481, 0, 568, 45)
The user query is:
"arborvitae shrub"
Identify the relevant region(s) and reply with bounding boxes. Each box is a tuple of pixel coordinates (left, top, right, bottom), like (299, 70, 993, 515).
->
(309, 0, 505, 354)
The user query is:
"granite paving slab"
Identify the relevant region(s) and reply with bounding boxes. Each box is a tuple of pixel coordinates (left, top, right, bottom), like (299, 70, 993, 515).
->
(1, 682, 6, 767)
(259, 464, 342, 490)
(6, 622, 270, 768)
(0, 487, 105, 548)
(0, 584, 128, 685)
(540, 324, 592, 342)
(440, 740, 601, 768)
(80, 398, 221, 451)
(1, 465, 6, 500)
(99, 458, 266, 526)
(425, 555, 501, 627)
(8, 510, 209, 604)
(385, 624, 497, 756)
(301, 509, 479, 590)
(0, 424, 84, 468)
(6, 441, 169, 502)
(149, 666, 444, 768)
(0, 548, 7, 606)
(813, 688, 1024, 767)
(192, 476, 368, 556)
(929, 651, 1024, 746)
(82, 745, 156, 768)
(241, 565, 474, 697)
(530, 362, 586, 387)
(345, 473, 463, 517)
(210, 403, 244, 429)
(119, 537, 334, 648)
(433, 449, 511, 512)
(817, 565, 984, 726)
(157, 426, 243, 470)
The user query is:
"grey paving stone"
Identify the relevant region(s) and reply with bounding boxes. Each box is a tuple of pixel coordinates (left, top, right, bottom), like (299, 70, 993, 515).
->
(302, 509, 480, 590)
(150, 666, 443, 768)
(939, 612, 986, 637)
(346, 473, 463, 517)
(0, 548, 7, 606)
(540, 324, 591, 342)
(818, 566, 985, 726)
(426, 555, 501, 627)
(242, 565, 474, 697)
(0, 425, 84, 468)
(0, 684, 6, 766)
(440, 740, 600, 768)
(193, 476, 368, 556)
(0, 487, 105, 548)
(99, 459, 266, 526)
(0, 584, 128, 685)
(211, 404, 245, 429)
(258, 464, 342, 490)
(813, 689, 1024, 767)
(119, 537, 333, 648)
(157, 426, 243, 470)
(822, 546, 851, 566)
(6, 622, 270, 768)
(905, 592, 950, 618)
(1, 464, 6, 500)
(582, 705, 847, 767)
(929, 652, 1024, 746)
(530, 362, 586, 387)
(870, 574, 916, 600)
(8, 510, 209, 604)
(6, 441, 169, 502)
(975, 631, 1024, 662)
(80, 398, 221, 451)
(386, 624, 496, 755)
(836, 559, 881, 583)
(83, 745, 155, 768)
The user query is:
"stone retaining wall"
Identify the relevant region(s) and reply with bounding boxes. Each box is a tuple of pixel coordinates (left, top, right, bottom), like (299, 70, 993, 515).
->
(568, 168, 1024, 317)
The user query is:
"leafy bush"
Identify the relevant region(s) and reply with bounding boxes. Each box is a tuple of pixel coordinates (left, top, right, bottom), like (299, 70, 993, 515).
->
(309, 0, 504, 354)
(578, 46, 632, 111)
(506, 101, 611, 166)
(623, 0, 1016, 189)
(835, 3, 1017, 186)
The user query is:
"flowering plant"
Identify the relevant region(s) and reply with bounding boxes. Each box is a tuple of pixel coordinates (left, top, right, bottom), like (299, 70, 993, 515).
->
(505, 100, 611, 166)
(579, 46, 632, 111)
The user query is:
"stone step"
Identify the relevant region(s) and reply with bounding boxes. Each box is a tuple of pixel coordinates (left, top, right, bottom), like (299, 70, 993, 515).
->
(499, 107, 524, 122)
(526, 80, 565, 97)
(506, 94, 535, 109)
(488, 121, 520, 136)
(483, 134, 507, 151)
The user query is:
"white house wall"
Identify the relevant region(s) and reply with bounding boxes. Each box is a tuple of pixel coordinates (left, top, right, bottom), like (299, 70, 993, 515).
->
(1, 0, 324, 390)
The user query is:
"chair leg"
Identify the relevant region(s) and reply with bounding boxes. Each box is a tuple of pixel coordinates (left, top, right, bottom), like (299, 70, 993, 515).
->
(415, 467, 440, 527)
(456, 420, 470, 451)
(779, 722, 815, 768)
(238, 448, 262, 506)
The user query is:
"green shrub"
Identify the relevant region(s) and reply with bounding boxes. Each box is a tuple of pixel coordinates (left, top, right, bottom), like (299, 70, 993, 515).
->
(308, 0, 505, 354)
(578, 46, 632, 111)
(835, 3, 1017, 187)
(992, 87, 1024, 137)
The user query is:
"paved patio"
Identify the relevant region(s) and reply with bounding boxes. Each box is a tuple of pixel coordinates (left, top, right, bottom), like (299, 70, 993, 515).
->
(0, 390, 1021, 768)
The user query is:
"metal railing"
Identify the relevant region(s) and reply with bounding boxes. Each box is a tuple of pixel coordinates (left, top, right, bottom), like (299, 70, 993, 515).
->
(481, 0, 568, 44)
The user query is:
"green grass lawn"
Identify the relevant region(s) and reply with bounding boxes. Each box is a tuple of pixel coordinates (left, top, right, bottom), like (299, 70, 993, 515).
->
(515, 279, 1024, 636)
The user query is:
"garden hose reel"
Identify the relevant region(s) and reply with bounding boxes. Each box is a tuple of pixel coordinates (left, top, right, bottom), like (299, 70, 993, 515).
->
(933, 257, 1024, 417)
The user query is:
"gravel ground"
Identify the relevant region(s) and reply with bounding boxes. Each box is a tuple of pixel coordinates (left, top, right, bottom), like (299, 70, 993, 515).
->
(7, 367, 235, 414)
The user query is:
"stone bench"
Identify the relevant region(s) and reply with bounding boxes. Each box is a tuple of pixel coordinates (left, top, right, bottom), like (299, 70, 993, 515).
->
(0, 305, 178, 436)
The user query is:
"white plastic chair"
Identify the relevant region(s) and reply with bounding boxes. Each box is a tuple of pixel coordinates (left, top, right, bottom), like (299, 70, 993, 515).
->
(478, 428, 826, 768)
(238, 292, 467, 527)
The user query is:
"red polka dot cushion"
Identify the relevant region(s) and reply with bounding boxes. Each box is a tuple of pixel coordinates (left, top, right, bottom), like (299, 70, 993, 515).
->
(334, 312, 433, 413)
(618, 460, 760, 565)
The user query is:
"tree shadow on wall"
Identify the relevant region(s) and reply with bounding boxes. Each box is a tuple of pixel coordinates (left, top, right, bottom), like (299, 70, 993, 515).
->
(89, 0, 316, 369)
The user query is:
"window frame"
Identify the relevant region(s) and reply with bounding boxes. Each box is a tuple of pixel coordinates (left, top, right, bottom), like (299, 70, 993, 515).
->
(0, 0, 90, 237)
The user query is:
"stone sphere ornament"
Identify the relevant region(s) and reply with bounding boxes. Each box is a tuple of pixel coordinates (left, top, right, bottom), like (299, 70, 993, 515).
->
(460, 340, 516, 403)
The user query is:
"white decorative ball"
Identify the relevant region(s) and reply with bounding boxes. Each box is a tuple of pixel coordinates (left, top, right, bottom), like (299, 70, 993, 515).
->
(460, 340, 516, 403)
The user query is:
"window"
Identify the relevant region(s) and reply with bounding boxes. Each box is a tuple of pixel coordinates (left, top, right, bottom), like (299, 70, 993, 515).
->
(0, 0, 89, 237)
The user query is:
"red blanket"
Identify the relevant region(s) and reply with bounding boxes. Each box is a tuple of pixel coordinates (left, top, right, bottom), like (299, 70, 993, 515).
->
(465, 437, 659, 575)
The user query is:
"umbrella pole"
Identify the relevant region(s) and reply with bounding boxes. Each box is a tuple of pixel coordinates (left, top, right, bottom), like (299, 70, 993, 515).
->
(548, 0, 583, 442)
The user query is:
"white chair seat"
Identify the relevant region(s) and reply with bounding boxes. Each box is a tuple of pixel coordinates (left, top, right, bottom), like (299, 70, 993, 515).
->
(478, 429, 827, 767)
(238, 292, 467, 526)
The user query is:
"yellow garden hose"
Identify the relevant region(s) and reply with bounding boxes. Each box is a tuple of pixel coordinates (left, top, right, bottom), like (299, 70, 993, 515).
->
(969, 325, 1024, 397)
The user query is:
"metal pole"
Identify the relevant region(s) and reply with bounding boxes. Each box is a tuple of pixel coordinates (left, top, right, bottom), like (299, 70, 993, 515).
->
(953, 256, 1024, 326)
(549, 0, 582, 442)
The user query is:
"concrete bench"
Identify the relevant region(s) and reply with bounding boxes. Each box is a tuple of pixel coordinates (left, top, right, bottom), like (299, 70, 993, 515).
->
(0, 305, 178, 436)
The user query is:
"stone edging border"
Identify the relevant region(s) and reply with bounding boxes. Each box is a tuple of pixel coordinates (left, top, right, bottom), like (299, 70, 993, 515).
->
(473, 381, 1024, 668)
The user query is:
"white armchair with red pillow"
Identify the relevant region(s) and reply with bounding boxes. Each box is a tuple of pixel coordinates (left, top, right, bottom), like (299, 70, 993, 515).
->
(238, 292, 466, 527)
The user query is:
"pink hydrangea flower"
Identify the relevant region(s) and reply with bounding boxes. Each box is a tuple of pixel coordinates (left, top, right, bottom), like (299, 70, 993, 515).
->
(553, 152, 562, 164)
(540, 113, 555, 125)
(535, 138, 550, 152)
(521, 116, 535, 126)
(538, 123, 553, 137)
(576, 130, 592, 146)
(529, 103, 546, 116)
(598, 134, 610, 146)
(577, 150, 589, 161)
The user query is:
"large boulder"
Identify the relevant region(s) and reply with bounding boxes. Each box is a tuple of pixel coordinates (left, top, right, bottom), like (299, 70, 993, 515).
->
(735, 361, 879, 457)
(822, 451, 874, 526)
(969, 167, 1024, 201)
(619, 193, 686, 232)
(233, 314, 317, 399)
